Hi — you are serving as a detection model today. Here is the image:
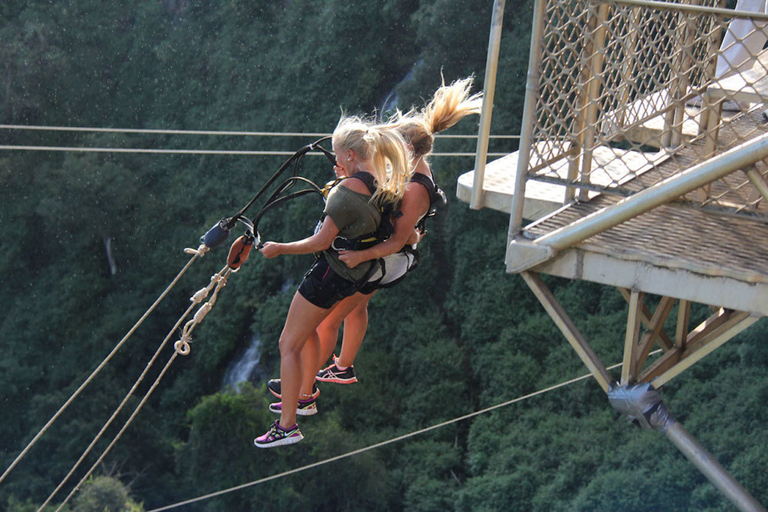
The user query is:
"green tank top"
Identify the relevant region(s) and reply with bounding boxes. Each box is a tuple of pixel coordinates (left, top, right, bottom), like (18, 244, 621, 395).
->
(323, 184, 382, 282)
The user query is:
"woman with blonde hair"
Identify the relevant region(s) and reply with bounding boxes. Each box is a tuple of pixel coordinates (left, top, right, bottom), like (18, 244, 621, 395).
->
(266, 76, 482, 404)
(319, 75, 482, 381)
(254, 116, 410, 448)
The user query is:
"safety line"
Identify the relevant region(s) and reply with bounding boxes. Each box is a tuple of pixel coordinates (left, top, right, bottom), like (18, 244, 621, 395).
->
(42, 265, 231, 511)
(53, 265, 233, 511)
(57, 351, 181, 512)
(0, 125, 329, 137)
(0, 251, 203, 486)
(147, 359, 631, 512)
(0, 124, 519, 139)
(39, 300, 198, 510)
(0, 145, 317, 156)
(0, 144, 508, 158)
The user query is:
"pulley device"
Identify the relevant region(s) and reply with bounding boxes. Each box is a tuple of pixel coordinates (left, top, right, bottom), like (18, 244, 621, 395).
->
(176, 136, 337, 355)
(0, 138, 339, 508)
(199, 136, 336, 269)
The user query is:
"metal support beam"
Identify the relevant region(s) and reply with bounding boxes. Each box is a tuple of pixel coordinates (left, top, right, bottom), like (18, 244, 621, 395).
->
(665, 421, 766, 512)
(639, 309, 757, 386)
(676, 299, 691, 349)
(521, 271, 613, 392)
(621, 290, 644, 385)
(618, 288, 674, 350)
(577, 3, 611, 202)
(609, 383, 766, 512)
(640, 307, 730, 383)
(635, 295, 675, 372)
(652, 312, 757, 387)
(508, 0, 546, 236)
(471, 0, 506, 210)
(746, 168, 768, 205)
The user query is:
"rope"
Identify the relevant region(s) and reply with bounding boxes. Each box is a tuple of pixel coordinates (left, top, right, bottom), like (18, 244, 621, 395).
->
(46, 265, 233, 512)
(0, 145, 325, 156)
(0, 247, 207, 485)
(39, 301, 198, 510)
(0, 125, 517, 157)
(0, 124, 519, 139)
(146, 358, 639, 512)
(55, 351, 181, 512)
(0, 125, 330, 137)
(0, 144, 508, 158)
(174, 267, 231, 356)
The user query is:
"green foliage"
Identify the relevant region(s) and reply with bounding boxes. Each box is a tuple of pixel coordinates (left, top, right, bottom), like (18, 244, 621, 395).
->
(71, 476, 143, 512)
(3, 1, 768, 511)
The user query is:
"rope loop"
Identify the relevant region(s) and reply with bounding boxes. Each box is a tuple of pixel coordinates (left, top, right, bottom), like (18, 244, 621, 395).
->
(184, 244, 210, 257)
(174, 338, 191, 356)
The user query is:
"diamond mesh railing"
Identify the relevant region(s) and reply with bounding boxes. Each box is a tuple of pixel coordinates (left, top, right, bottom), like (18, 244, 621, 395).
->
(520, 0, 768, 219)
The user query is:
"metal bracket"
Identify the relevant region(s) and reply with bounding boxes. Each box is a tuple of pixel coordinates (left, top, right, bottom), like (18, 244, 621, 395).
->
(506, 238, 555, 273)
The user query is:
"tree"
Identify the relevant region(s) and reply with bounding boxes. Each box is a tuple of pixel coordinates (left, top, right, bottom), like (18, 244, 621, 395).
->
(70, 475, 143, 512)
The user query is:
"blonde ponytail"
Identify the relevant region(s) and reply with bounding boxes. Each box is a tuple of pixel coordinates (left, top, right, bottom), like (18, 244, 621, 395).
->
(332, 115, 411, 205)
(396, 76, 483, 157)
(424, 76, 483, 135)
(367, 126, 411, 204)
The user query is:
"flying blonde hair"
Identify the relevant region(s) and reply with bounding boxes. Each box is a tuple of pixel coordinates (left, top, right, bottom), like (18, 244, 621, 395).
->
(396, 75, 483, 157)
(332, 116, 411, 205)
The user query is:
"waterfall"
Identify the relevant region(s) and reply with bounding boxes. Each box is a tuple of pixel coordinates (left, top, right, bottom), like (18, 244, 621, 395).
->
(378, 60, 422, 114)
(222, 334, 263, 392)
(103, 236, 118, 275)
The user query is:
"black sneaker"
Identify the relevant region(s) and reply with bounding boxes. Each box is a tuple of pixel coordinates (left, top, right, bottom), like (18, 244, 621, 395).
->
(316, 358, 358, 384)
(267, 379, 320, 400)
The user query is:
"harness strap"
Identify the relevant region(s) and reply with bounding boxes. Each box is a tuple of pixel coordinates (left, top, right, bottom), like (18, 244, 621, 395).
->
(409, 172, 446, 209)
(410, 171, 446, 232)
(348, 171, 377, 194)
(329, 171, 401, 251)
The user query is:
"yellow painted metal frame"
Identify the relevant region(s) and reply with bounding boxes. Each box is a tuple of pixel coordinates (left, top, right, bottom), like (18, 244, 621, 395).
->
(521, 271, 759, 392)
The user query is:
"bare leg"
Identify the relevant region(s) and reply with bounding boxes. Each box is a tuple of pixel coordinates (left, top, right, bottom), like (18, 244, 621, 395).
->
(316, 292, 370, 368)
(298, 332, 319, 397)
(278, 291, 331, 429)
(316, 302, 344, 367)
(336, 292, 374, 368)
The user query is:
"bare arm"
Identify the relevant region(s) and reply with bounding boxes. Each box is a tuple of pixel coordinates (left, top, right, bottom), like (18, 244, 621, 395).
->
(259, 216, 340, 258)
(259, 176, 371, 258)
(338, 182, 430, 268)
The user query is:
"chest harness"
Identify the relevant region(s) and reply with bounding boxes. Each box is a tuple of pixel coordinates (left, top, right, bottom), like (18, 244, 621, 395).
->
(328, 172, 403, 252)
(373, 169, 445, 280)
(410, 170, 447, 233)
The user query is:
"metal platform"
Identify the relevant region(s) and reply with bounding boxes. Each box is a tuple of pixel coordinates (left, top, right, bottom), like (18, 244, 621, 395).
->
(457, 143, 671, 217)
(457, 111, 768, 316)
(708, 48, 768, 105)
(463, 2, 768, 508)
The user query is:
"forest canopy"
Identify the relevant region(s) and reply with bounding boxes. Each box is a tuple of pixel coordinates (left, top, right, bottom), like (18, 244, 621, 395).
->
(1, 1, 766, 511)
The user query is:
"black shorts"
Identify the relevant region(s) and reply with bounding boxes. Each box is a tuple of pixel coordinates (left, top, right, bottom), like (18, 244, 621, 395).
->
(298, 255, 359, 309)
